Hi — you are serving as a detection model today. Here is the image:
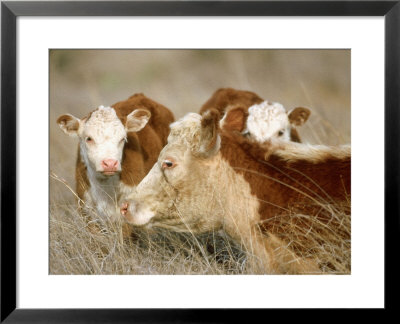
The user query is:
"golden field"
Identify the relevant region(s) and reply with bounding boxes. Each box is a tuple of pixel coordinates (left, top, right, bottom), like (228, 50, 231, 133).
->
(50, 50, 350, 274)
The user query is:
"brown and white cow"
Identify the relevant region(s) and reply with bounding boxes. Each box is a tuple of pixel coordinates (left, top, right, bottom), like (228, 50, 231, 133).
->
(120, 109, 350, 273)
(57, 93, 174, 234)
(200, 87, 311, 143)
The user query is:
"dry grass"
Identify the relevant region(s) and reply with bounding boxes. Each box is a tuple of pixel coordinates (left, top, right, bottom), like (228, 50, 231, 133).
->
(50, 172, 350, 275)
(50, 191, 247, 275)
(262, 201, 351, 274)
(49, 50, 351, 275)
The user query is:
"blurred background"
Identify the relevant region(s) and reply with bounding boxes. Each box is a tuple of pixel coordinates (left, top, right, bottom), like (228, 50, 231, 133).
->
(50, 49, 350, 203)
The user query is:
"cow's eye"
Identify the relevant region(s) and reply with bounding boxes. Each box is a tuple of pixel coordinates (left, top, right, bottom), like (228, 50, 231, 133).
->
(162, 159, 176, 169)
(278, 130, 285, 136)
(86, 136, 94, 143)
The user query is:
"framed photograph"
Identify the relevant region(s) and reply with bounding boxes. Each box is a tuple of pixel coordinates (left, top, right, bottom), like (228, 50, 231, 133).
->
(1, 0, 398, 321)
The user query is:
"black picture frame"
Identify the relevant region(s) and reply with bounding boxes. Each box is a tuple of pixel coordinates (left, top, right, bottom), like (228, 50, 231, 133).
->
(1, 0, 398, 322)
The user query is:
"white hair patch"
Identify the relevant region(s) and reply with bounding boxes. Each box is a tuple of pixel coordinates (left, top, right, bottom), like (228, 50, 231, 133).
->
(247, 101, 291, 142)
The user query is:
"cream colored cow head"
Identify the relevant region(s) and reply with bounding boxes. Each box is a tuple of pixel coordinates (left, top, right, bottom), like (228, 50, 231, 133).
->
(120, 109, 256, 233)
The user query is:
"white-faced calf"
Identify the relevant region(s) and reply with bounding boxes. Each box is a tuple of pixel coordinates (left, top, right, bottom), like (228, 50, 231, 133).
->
(57, 93, 174, 235)
(201, 87, 310, 142)
(245, 101, 310, 142)
(120, 109, 350, 273)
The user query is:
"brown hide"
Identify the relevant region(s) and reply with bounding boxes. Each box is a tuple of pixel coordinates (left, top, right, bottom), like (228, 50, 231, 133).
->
(289, 128, 301, 143)
(112, 93, 174, 186)
(199, 88, 264, 118)
(220, 105, 249, 133)
(113, 93, 174, 146)
(220, 131, 351, 228)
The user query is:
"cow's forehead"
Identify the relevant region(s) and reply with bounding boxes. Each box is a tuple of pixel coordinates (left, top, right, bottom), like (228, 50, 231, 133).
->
(85, 106, 120, 125)
(169, 113, 202, 132)
(168, 113, 202, 148)
(83, 106, 126, 139)
(248, 101, 289, 126)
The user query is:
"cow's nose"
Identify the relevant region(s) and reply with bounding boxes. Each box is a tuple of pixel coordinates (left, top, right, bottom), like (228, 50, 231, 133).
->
(120, 201, 135, 223)
(101, 159, 119, 171)
(120, 202, 129, 216)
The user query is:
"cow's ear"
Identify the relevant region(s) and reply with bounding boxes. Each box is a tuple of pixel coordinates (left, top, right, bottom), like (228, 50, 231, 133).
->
(126, 109, 151, 132)
(288, 107, 311, 126)
(57, 114, 81, 136)
(220, 105, 248, 132)
(198, 108, 221, 157)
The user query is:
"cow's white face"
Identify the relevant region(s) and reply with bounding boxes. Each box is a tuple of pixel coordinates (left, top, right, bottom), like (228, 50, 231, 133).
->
(246, 101, 291, 142)
(121, 112, 230, 232)
(246, 101, 311, 143)
(57, 106, 151, 177)
(80, 107, 127, 175)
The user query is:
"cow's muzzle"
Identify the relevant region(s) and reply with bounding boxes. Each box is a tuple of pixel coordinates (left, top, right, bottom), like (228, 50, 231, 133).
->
(120, 200, 154, 226)
(101, 159, 119, 175)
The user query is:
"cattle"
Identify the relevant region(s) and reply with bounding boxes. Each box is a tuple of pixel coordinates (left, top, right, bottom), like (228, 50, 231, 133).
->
(200, 87, 311, 143)
(57, 93, 174, 236)
(120, 108, 350, 274)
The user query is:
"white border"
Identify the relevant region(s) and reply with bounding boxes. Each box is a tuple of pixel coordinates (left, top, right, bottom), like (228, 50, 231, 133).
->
(18, 17, 384, 308)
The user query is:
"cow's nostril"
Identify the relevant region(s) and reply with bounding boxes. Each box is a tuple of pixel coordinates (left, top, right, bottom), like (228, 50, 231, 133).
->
(102, 159, 119, 169)
(120, 202, 129, 216)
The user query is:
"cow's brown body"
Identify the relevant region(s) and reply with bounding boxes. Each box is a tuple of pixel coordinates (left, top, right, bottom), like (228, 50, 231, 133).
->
(221, 131, 350, 221)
